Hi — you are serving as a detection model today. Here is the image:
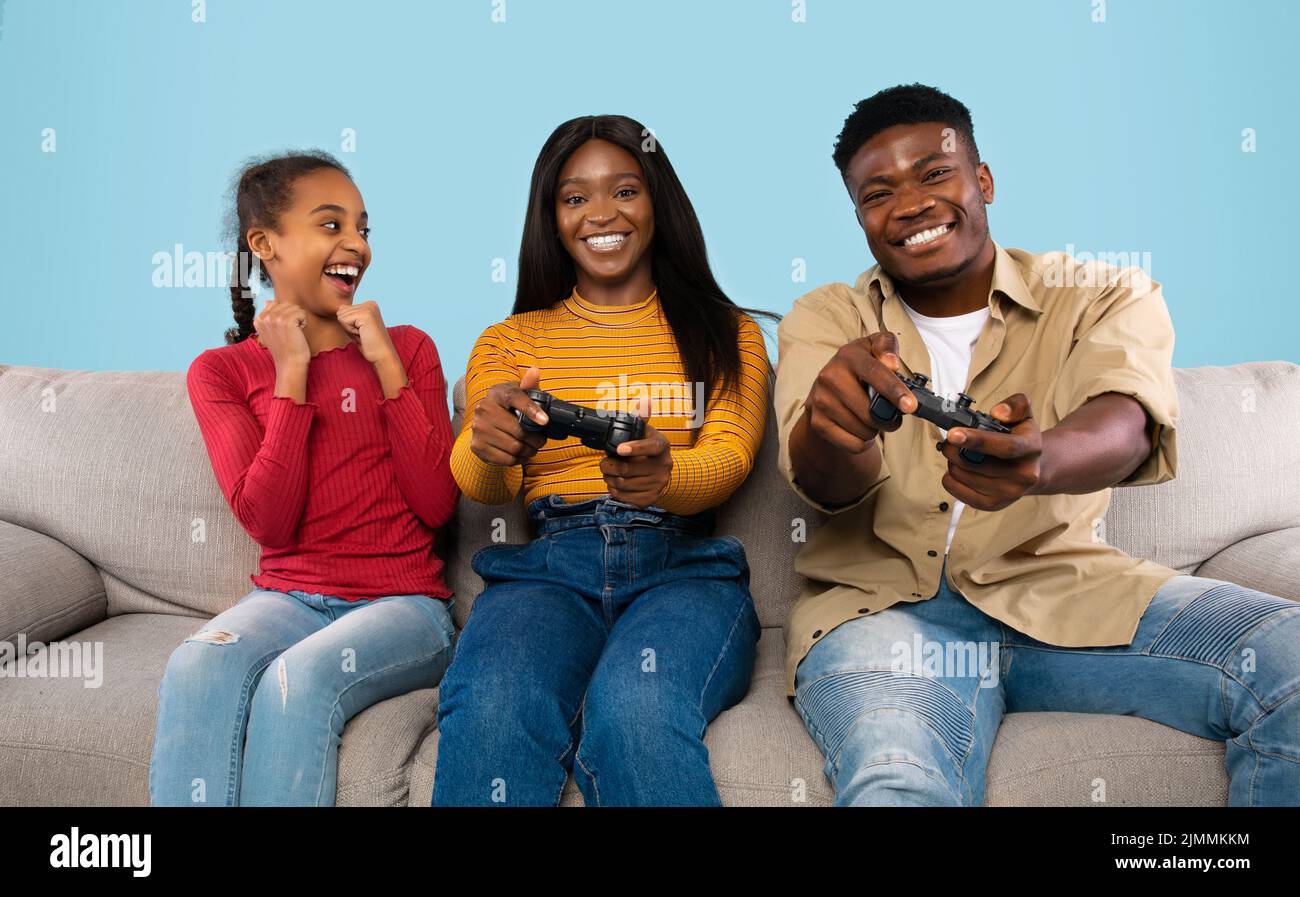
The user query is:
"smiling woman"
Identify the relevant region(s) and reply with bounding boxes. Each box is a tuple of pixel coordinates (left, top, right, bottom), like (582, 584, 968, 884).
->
(430, 114, 778, 807)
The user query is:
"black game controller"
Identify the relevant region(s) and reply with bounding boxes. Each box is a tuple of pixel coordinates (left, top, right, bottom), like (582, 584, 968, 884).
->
(868, 372, 1011, 465)
(515, 388, 646, 457)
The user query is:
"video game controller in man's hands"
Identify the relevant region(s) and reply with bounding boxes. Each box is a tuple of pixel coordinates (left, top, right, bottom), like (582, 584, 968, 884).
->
(868, 372, 1011, 464)
(515, 388, 646, 457)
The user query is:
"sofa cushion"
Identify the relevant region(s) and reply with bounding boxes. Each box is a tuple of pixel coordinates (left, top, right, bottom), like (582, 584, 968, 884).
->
(0, 519, 107, 644)
(0, 612, 437, 806)
(0, 365, 260, 618)
(985, 712, 1227, 806)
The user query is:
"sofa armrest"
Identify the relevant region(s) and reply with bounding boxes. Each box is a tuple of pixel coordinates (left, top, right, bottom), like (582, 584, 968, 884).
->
(1194, 526, 1300, 602)
(0, 519, 108, 644)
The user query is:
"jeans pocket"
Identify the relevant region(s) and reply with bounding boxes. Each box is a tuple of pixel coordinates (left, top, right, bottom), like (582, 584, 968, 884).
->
(666, 532, 749, 581)
(470, 539, 550, 582)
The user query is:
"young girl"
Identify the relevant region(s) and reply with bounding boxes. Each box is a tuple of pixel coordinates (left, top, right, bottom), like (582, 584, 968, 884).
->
(431, 115, 778, 806)
(151, 151, 459, 806)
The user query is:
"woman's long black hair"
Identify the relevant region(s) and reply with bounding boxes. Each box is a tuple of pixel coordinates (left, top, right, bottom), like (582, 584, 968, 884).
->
(514, 115, 780, 403)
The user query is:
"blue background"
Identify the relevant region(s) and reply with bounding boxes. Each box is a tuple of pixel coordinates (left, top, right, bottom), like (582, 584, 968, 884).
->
(2, 0, 1295, 406)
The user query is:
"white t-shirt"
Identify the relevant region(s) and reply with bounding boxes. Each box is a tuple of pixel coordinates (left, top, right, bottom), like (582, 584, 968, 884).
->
(869, 301, 990, 555)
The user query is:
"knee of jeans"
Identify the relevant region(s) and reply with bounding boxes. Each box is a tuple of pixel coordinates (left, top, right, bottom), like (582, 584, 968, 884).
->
(439, 668, 559, 739)
(247, 640, 354, 718)
(584, 671, 699, 741)
(1154, 585, 1300, 708)
(835, 741, 965, 806)
(799, 670, 975, 772)
(1231, 606, 1300, 712)
(163, 629, 252, 687)
(244, 653, 294, 718)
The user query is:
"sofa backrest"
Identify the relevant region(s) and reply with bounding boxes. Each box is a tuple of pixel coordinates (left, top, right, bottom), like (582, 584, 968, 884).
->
(1103, 362, 1300, 571)
(0, 365, 259, 617)
(1, 360, 1296, 626)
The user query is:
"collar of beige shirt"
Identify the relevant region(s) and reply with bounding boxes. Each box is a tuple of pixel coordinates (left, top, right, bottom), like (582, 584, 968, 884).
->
(858, 242, 1043, 394)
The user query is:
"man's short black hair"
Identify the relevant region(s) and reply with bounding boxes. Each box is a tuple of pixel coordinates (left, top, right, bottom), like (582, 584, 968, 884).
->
(832, 84, 980, 177)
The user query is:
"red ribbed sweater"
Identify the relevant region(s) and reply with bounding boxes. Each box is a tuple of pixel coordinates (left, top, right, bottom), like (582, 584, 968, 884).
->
(185, 324, 458, 601)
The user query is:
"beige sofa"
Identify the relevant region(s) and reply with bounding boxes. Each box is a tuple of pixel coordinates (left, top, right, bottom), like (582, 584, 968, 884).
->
(1, 358, 1297, 806)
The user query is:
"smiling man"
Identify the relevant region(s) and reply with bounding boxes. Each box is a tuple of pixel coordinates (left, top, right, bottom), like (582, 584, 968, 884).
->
(775, 84, 1300, 806)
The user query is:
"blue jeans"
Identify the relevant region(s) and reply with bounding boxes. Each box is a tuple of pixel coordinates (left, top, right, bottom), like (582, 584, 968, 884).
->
(150, 588, 456, 806)
(794, 556, 1300, 806)
(431, 494, 761, 806)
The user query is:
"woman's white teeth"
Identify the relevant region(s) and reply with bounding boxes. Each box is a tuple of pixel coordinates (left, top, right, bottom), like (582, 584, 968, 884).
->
(904, 224, 953, 247)
(586, 234, 625, 247)
(325, 264, 360, 276)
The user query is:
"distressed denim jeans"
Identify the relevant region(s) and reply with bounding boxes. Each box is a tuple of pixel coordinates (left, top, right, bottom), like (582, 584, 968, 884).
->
(431, 494, 761, 806)
(149, 588, 456, 806)
(795, 555, 1300, 806)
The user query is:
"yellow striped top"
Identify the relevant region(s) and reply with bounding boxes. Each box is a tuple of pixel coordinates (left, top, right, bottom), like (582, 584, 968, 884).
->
(450, 287, 771, 515)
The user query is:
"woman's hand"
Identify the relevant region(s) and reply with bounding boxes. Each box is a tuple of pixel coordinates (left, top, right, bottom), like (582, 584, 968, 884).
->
(469, 366, 549, 467)
(600, 395, 672, 508)
(336, 300, 398, 365)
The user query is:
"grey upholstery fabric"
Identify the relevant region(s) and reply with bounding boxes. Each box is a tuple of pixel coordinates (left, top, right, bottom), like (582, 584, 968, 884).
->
(0, 359, 1296, 805)
(0, 612, 440, 806)
(0, 518, 107, 644)
(0, 365, 261, 619)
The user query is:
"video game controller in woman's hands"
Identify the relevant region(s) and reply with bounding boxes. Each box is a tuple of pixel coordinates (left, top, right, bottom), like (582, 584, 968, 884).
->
(515, 389, 646, 457)
(868, 372, 1011, 464)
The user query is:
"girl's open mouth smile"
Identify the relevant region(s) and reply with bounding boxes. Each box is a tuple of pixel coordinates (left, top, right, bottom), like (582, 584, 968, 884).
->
(324, 263, 360, 295)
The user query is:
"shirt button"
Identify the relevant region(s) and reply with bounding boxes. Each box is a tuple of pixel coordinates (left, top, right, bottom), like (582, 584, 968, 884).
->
(939, 502, 949, 511)
(927, 549, 938, 557)
(857, 607, 869, 614)
(912, 592, 922, 597)
(812, 629, 823, 638)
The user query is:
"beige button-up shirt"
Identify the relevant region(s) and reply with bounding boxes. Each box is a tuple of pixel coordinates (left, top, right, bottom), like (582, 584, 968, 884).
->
(775, 243, 1180, 696)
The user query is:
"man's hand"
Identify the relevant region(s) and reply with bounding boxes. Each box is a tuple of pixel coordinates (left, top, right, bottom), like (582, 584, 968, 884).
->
(803, 331, 918, 452)
(938, 392, 1045, 511)
(600, 394, 672, 508)
(787, 331, 917, 508)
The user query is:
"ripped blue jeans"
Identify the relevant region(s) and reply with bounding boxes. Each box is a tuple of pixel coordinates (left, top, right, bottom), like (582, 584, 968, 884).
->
(149, 588, 456, 806)
(795, 556, 1300, 806)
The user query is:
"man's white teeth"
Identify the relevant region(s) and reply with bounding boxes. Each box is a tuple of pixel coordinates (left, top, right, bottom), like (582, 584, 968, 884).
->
(586, 234, 625, 247)
(903, 224, 953, 247)
(325, 264, 360, 276)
